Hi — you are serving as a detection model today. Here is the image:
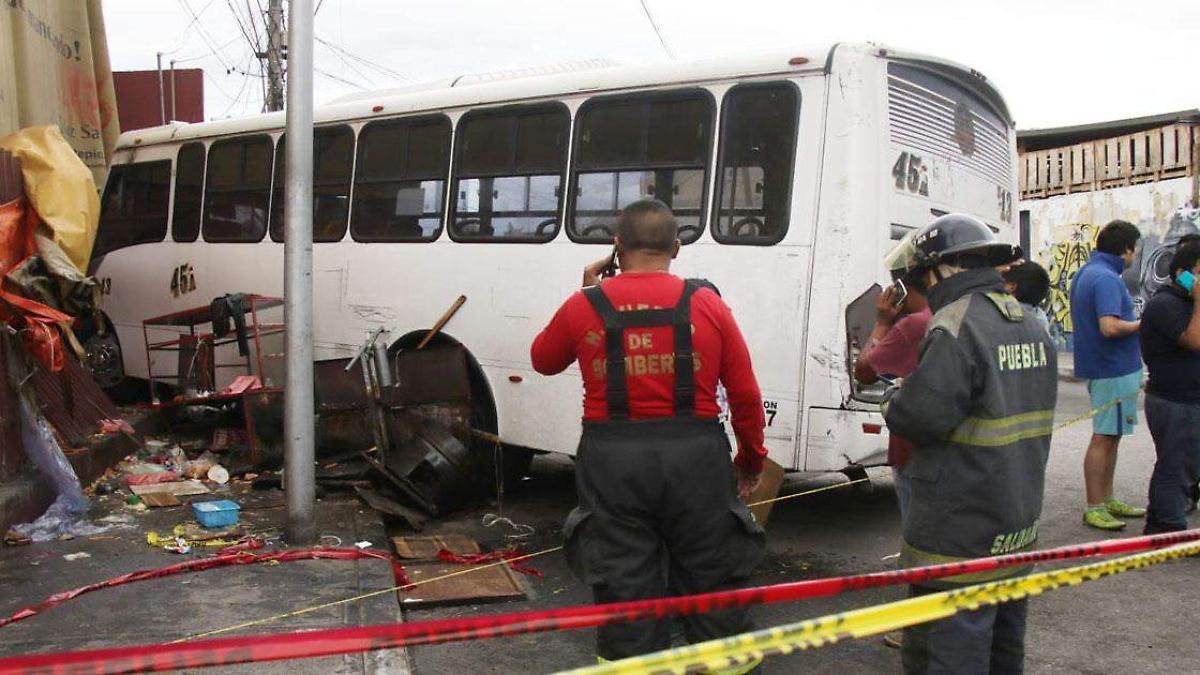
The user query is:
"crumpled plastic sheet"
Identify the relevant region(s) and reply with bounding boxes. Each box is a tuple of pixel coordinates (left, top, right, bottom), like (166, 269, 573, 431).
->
(11, 397, 110, 542)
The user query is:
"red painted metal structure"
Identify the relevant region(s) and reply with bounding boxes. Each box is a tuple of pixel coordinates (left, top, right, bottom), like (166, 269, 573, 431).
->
(112, 69, 204, 131)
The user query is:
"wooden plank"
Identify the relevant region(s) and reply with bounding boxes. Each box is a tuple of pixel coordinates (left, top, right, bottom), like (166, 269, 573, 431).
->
(392, 534, 480, 560)
(140, 493, 181, 508)
(1164, 125, 1180, 167)
(129, 480, 210, 497)
(398, 560, 526, 607)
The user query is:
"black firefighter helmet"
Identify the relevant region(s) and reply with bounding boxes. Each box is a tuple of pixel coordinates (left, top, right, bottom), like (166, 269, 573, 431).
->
(908, 213, 1021, 276)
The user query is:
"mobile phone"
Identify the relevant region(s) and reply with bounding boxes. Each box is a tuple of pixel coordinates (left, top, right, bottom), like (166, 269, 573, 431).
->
(600, 244, 619, 279)
(891, 279, 909, 307)
(1179, 270, 1196, 293)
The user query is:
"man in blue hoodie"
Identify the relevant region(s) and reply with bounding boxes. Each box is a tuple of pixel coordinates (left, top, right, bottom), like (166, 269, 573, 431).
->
(1069, 220, 1146, 530)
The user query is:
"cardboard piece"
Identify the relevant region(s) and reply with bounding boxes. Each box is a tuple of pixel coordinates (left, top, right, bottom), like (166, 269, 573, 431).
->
(391, 534, 479, 560)
(129, 480, 210, 498)
(398, 561, 526, 607)
(139, 492, 181, 508)
(744, 458, 786, 526)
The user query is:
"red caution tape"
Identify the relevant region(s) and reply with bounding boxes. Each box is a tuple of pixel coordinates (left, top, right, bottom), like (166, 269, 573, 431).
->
(0, 544, 408, 631)
(2, 530, 1198, 675)
(437, 548, 544, 578)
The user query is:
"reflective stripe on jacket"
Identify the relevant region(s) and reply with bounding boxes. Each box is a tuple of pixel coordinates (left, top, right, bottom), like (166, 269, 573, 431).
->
(882, 268, 1058, 587)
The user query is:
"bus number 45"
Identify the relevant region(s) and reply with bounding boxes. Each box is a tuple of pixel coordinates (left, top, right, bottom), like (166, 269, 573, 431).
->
(170, 263, 196, 298)
(892, 152, 929, 197)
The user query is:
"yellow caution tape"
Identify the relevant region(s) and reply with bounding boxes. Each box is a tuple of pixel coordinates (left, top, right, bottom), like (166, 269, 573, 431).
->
(561, 539, 1200, 675)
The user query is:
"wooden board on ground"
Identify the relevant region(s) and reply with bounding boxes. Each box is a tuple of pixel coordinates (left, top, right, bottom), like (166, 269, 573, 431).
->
(744, 458, 785, 526)
(129, 480, 210, 497)
(397, 560, 526, 607)
(139, 492, 180, 507)
(391, 534, 479, 559)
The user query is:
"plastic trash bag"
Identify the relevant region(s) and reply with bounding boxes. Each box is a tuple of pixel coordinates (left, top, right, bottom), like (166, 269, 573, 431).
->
(12, 397, 111, 542)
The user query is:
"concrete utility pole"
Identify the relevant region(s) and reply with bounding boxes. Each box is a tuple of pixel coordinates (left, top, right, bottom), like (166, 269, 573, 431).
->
(264, 0, 286, 112)
(283, 0, 316, 545)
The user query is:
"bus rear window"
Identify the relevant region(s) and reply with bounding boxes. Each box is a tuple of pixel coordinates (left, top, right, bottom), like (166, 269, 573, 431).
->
(203, 135, 273, 243)
(569, 91, 714, 244)
(713, 83, 799, 245)
(449, 105, 568, 243)
(95, 160, 171, 256)
(172, 143, 205, 242)
(351, 116, 450, 242)
(270, 126, 354, 242)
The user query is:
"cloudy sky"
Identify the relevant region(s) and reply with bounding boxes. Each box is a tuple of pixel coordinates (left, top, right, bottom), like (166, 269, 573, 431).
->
(103, 0, 1198, 130)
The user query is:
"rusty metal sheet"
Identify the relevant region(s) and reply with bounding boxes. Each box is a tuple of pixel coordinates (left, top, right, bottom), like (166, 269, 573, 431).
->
(391, 534, 479, 560)
(397, 560, 526, 607)
(30, 350, 118, 447)
(315, 357, 369, 408)
(389, 345, 472, 406)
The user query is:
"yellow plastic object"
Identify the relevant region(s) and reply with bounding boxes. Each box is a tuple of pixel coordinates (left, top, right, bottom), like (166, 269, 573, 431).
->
(0, 126, 100, 273)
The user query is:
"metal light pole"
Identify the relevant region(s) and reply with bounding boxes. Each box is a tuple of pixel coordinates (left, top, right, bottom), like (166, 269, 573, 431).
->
(169, 59, 177, 122)
(283, 0, 316, 545)
(155, 52, 165, 125)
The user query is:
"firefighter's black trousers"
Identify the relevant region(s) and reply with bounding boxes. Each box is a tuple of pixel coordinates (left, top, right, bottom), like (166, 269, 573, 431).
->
(563, 418, 766, 661)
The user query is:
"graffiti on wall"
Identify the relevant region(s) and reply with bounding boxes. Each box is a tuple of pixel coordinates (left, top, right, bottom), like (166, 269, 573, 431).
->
(1044, 223, 1099, 343)
(1040, 206, 1200, 349)
(1123, 207, 1200, 313)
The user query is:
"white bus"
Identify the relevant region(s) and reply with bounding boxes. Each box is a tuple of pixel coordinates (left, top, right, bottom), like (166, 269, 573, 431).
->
(88, 42, 1017, 477)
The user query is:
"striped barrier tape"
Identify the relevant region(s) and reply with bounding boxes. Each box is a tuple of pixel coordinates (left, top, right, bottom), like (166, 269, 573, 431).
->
(1, 529, 1197, 675)
(560, 538, 1200, 675)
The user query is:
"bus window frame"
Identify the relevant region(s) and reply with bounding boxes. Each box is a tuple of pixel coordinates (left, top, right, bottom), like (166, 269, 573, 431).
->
(447, 101, 571, 245)
(711, 81, 801, 247)
(172, 142, 206, 243)
(269, 124, 356, 243)
(201, 133, 275, 244)
(96, 159, 173, 256)
(565, 87, 717, 246)
(350, 113, 452, 244)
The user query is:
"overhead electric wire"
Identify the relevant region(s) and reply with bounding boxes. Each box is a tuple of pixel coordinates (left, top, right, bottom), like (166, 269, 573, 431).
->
(314, 35, 411, 82)
(313, 67, 368, 90)
(314, 40, 377, 88)
(177, 0, 238, 70)
(638, 0, 675, 60)
(224, 0, 262, 57)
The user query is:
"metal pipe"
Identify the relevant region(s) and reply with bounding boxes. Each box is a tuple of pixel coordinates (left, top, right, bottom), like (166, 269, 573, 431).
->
(373, 338, 393, 388)
(155, 52, 165, 125)
(283, 0, 316, 545)
(169, 59, 177, 122)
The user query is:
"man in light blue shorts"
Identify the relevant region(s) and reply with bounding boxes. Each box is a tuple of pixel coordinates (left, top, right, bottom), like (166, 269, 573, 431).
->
(1070, 220, 1146, 530)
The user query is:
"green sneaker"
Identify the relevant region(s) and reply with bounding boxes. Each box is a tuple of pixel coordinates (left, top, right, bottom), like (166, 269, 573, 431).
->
(1106, 498, 1147, 519)
(1084, 508, 1126, 531)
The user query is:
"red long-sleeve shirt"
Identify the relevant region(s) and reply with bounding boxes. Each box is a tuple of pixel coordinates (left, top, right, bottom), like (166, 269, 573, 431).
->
(530, 271, 767, 474)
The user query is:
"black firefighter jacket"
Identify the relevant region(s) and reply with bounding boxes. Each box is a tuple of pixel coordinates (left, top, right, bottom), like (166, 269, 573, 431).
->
(883, 267, 1058, 587)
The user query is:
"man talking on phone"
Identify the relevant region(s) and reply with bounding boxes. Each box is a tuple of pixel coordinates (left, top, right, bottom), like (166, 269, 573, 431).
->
(1139, 243, 1200, 534)
(531, 199, 767, 670)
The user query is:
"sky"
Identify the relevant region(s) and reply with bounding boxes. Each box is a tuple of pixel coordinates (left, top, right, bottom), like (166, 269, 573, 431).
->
(102, 0, 1199, 131)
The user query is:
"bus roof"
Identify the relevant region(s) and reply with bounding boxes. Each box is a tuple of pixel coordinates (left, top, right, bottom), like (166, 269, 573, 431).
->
(116, 43, 1011, 150)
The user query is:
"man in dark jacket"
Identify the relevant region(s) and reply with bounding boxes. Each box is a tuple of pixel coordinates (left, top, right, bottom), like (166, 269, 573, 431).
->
(883, 214, 1058, 674)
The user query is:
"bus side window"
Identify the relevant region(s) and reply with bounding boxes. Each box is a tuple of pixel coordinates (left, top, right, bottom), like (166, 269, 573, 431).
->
(569, 91, 714, 244)
(172, 143, 205, 242)
(95, 160, 171, 257)
(202, 135, 273, 243)
(270, 125, 354, 242)
(713, 82, 799, 245)
(351, 115, 450, 242)
(449, 104, 568, 243)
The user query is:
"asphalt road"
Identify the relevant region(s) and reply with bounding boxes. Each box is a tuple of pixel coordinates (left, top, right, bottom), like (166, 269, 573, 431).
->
(401, 379, 1198, 674)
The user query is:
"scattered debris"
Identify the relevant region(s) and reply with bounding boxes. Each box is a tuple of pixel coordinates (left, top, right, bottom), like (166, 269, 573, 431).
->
(62, 552, 91, 561)
(206, 465, 230, 484)
(125, 472, 180, 486)
(392, 535, 528, 607)
(98, 419, 135, 435)
(139, 493, 180, 508)
(353, 486, 427, 531)
(355, 541, 372, 550)
(3, 530, 31, 546)
(129, 480, 210, 498)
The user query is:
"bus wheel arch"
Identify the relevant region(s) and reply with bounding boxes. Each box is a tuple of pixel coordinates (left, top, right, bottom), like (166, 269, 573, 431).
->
(388, 330, 534, 487)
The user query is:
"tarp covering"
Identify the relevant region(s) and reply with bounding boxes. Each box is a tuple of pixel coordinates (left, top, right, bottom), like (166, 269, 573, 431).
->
(0, 126, 100, 272)
(0, 0, 118, 187)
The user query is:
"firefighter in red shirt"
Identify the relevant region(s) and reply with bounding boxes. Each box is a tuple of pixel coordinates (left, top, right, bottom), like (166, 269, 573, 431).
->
(531, 199, 767, 668)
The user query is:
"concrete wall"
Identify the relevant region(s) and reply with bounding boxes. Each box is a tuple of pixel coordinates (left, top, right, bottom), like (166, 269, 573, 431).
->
(1019, 177, 1199, 349)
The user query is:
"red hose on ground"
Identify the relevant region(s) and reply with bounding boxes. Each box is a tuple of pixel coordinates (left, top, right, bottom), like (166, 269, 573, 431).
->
(1, 529, 1196, 675)
(0, 543, 409, 630)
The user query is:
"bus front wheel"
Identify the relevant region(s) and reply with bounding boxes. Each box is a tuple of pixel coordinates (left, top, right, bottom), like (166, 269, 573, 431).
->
(80, 314, 125, 390)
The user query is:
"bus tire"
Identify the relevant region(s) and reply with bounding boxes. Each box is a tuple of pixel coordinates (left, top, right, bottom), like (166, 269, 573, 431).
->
(78, 312, 127, 392)
(842, 464, 873, 494)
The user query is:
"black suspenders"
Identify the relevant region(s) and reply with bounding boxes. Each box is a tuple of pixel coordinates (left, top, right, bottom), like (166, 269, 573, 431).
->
(582, 280, 700, 420)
